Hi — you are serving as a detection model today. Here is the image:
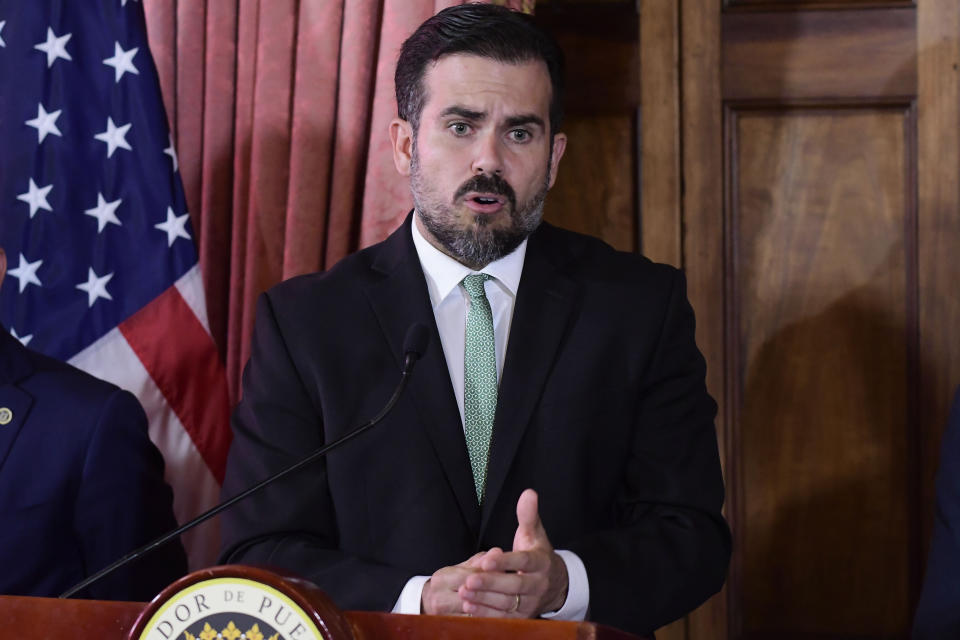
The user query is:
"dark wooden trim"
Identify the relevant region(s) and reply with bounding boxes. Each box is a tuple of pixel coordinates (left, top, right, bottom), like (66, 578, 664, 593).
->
(680, 0, 730, 636)
(725, 1, 915, 11)
(902, 99, 923, 615)
(724, 96, 918, 109)
(722, 103, 744, 640)
(635, 105, 645, 256)
(723, 8, 917, 102)
(739, 632, 908, 640)
(640, 0, 682, 265)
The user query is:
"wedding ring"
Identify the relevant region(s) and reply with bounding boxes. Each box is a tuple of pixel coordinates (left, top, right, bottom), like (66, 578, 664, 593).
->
(510, 593, 521, 613)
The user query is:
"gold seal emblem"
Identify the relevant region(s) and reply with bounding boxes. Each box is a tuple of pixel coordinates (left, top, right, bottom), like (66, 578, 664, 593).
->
(135, 576, 325, 640)
(0, 408, 12, 425)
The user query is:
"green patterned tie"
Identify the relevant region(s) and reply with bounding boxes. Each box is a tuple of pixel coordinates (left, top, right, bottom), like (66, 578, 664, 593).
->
(462, 273, 497, 503)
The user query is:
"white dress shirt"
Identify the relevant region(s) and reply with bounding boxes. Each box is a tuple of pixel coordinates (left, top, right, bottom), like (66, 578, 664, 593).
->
(391, 217, 589, 620)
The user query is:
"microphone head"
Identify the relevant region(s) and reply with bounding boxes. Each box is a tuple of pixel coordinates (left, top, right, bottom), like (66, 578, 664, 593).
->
(402, 323, 430, 366)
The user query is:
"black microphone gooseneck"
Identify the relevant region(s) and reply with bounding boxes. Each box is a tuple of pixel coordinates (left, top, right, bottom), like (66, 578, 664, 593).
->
(60, 323, 431, 599)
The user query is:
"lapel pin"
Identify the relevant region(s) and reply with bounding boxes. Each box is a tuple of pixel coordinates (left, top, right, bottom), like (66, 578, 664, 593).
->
(0, 408, 11, 425)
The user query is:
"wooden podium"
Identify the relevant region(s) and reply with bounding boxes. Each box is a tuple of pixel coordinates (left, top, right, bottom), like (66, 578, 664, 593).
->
(0, 566, 646, 640)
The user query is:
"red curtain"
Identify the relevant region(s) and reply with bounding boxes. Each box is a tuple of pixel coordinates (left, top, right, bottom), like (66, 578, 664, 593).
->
(144, 0, 528, 400)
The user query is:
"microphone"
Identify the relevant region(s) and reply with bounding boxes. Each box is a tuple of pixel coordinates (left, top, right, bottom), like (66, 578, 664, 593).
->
(401, 322, 429, 374)
(60, 323, 431, 599)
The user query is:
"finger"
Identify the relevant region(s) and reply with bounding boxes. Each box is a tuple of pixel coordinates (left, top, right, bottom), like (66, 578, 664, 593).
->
(514, 489, 547, 550)
(429, 566, 474, 591)
(463, 567, 525, 594)
(474, 546, 504, 569)
(462, 551, 488, 568)
(461, 599, 523, 618)
(479, 549, 548, 574)
(516, 489, 539, 531)
(459, 587, 524, 614)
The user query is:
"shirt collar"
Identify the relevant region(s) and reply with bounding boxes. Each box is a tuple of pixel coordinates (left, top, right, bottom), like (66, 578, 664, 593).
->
(411, 213, 528, 308)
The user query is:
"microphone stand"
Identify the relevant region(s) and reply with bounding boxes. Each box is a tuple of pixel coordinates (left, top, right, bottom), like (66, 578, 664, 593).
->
(60, 345, 425, 599)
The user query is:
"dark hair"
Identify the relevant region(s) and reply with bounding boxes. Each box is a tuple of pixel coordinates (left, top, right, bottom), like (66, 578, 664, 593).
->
(395, 3, 565, 136)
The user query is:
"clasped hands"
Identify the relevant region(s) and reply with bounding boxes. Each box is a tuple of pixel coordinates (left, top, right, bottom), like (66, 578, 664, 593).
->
(421, 489, 569, 618)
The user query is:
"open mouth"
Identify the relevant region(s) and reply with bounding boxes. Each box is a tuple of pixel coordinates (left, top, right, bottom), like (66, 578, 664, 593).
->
(463, 193, 506, 214)
(464, 192, 505, 206)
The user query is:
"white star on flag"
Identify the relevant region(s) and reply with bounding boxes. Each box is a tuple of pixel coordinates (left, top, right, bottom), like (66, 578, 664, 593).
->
(164, 134, 179, 172)
(16, 179, 54, 218)
(76, 268, 114, 307)
(25, 103, 63, 143)
(9, 328, 33, 348)
(94, 117, 133, 157)
(0, 21, 6, 48)
(103, 42, 139, 83)
(84, 193, 123, 233)
(121, 0, 140, 6)
(155, 207, 192, 247)
(7, 254, 43, 293)
(34, 27, 73, 68)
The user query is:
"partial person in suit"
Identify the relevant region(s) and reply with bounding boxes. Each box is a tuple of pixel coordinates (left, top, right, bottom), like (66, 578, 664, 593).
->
(914, 386, 960, 638)
(220, 4, 730, 636)
(0, 247, 187, 601)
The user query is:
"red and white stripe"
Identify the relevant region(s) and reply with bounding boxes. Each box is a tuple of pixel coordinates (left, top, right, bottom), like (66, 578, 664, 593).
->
(69, 265, 231, 570)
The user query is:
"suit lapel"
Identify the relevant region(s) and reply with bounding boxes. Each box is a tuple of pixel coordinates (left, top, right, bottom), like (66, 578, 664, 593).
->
(480, 225, 579, 534)
(0, 331, 36, 473)
(364, 217, 482, 535)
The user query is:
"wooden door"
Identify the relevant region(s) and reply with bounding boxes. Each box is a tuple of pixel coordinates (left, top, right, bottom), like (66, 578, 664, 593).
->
(537, 0, 960, 637)
(683, 0, 960, 637)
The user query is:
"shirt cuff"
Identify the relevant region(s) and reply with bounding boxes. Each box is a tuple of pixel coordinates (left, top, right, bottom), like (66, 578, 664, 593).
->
(392, 575, 431, 614)
(540, 549, 589, 621)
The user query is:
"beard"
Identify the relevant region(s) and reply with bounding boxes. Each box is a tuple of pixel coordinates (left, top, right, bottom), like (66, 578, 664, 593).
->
(410, 146, 550, 270)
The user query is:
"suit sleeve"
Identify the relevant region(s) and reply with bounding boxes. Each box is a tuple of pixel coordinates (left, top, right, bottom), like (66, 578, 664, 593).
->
(913, 387, 960, 639)
(219, 292, 415, 611)
(569, 269, 731, 634)
(74, 388, 188, 601)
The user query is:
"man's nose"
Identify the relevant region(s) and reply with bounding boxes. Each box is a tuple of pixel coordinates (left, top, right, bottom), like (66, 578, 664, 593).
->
(471, 131, 504, 176)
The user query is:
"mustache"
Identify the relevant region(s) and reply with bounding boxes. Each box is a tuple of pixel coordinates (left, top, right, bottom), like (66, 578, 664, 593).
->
(453, 174, 517, 210)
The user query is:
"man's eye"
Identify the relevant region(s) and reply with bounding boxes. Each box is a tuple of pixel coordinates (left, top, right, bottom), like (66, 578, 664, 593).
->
(450, 123, 470, 136)
(510, 129, 530, 142)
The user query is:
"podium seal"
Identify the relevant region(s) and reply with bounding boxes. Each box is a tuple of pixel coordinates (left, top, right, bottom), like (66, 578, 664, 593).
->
(129, 566, 353, 640)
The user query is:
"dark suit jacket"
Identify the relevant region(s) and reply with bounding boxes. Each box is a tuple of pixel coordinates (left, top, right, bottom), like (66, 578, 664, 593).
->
(0, 328, 187, 601)
(914, 386, 960, 638)
(221, 218, 730, 635)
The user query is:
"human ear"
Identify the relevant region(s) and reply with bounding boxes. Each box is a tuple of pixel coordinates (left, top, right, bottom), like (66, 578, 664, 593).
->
(390, 118, 414, 176)
(547, 132, 567, 189)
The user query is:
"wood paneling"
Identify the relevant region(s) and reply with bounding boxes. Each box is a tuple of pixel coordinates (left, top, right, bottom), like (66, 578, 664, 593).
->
(542, 1, 960, 638)
(543, 114, 637, 252)
(730, 108, 914, 634)
(680, 0, 730, 637)
(535, 3, 640, 114)
(724, 9, 916, 101)
(536, 2, 640, 253)
(640, 0, 682, 266)
(726, 1, 915, 10)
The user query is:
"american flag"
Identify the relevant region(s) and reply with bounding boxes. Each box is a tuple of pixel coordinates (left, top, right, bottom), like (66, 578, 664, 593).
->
(0, 0, 230, 569)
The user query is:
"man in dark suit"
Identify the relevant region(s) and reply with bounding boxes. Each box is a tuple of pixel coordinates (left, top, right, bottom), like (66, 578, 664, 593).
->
(914, 387, 960, 638)
(0, 248, 187, 601)
(220, 5, 729, 636)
